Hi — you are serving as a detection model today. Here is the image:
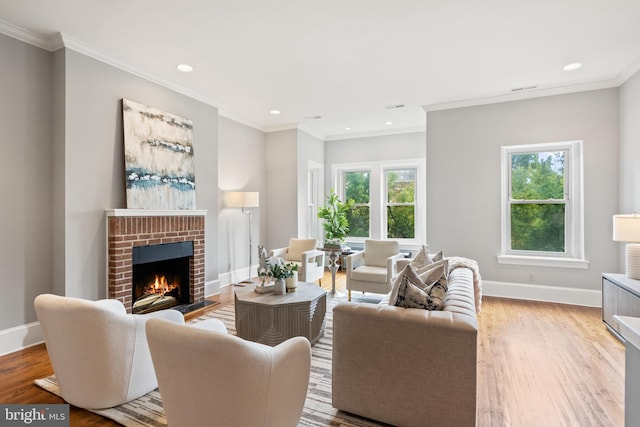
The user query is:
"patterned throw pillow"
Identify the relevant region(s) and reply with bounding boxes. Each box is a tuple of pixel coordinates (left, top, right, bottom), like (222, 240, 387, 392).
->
(388, 264, 448, 310)
(410, 246, 444, 270)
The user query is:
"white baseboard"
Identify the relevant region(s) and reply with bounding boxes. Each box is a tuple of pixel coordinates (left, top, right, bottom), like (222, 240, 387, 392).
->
(218, 265, 257, 288)
(0, 321, 43, 357)
(205, 279, 221, 297)
(483, 280, 602, 308)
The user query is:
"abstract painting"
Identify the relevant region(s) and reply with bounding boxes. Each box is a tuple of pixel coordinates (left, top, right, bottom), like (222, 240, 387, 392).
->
(122, 99, 196, 209)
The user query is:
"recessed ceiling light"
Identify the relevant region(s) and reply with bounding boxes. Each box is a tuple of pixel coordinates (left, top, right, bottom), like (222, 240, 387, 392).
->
(563, 62, 582, 71)
(345, 127, 352, 131)
(269, 110, 281, 115)
(385, 121, 393, 126)
(177, 64, 193, 73)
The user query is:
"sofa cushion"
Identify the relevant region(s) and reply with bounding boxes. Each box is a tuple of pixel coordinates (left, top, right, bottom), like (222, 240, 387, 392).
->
(351, 265, 388, 283)
(363, 240, 399, 267)
(285, 238, 317, 262)
(389, 264, 448, 310)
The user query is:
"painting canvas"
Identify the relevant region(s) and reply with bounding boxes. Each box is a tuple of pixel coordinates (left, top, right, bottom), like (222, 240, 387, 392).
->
(122, 99, 196, 209)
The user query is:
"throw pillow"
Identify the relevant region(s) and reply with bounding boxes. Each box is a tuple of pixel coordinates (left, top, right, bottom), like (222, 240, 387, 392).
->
(409, 246, 445, 270)
(388, 264, 448, 310)
(415, 258, 449, 280)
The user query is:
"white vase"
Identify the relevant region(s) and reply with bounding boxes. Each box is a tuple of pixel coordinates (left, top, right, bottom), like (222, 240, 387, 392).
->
(286, 271, 298, 292)
(274, 278, 286, 295)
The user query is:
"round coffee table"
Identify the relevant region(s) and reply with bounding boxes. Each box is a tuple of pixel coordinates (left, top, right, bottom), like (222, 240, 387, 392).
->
(234, 282, 327, 346)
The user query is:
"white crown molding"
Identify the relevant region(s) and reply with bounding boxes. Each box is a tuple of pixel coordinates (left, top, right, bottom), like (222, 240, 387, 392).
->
(325, 125, 426, 142)
(616, 54, 640, 86)
(263, 122, 300, 133)
(218, 110, 266, 133)
(0, 19, 56, 51)
(296, 124, 326, 141)
(58, 32, 222, 109)
(422, 79, 619, 113)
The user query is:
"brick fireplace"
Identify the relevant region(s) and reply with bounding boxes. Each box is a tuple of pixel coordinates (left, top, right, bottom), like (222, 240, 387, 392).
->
(106, 209, 207, 313)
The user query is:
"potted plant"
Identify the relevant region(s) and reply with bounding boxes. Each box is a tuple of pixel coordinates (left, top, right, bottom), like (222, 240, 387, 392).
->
(318, 189, 354, 248)
(269, 263, 292, 295)
(284, 262, 299, 292)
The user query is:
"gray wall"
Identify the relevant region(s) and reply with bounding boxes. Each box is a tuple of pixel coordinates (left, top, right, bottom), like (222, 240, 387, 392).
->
(426, 89, 619, 292)
(296, 130, 325, 238)
(0, 34, 53, 329)
(218, 116, 266, 283)
(619, 69, 640, 271)
(265, 129, 298, 250)
(61, 49, 219, 300)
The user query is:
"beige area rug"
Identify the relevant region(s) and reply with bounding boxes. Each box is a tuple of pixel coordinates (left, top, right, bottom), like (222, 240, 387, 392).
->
(35, 295, 389, 427)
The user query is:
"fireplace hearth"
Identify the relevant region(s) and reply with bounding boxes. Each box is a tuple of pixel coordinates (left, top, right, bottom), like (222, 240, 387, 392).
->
(106, 209, 207, 313)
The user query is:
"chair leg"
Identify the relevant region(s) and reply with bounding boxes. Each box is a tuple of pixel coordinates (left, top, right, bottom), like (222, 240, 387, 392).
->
(348, 290, 351, 301)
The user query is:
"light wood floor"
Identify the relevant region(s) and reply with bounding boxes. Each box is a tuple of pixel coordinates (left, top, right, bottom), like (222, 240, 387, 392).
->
(0, 270, 625, 426)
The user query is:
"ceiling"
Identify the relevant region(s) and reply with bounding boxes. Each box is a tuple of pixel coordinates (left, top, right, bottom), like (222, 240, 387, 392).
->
(1, 1, 640, 140)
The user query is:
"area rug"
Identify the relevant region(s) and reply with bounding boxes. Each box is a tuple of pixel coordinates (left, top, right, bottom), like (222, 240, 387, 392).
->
(35, 295, 389, 427)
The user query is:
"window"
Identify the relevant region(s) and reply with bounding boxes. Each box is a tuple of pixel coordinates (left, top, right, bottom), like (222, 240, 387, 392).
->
(499, 141, 587, 268)
(343, 170, 370, 238)
(333, 160, 425, 244)
(385, 168, 416, 239)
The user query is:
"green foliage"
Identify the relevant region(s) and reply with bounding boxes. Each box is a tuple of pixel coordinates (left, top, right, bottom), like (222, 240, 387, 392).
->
(269, 263, 293, 279)
(317, 190, 354, 242)
(386, 170, 416, 238)
(510, 151, 566, 252)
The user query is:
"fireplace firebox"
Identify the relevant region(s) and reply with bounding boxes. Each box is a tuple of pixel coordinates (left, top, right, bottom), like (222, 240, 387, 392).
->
(132, 242, 193, 314)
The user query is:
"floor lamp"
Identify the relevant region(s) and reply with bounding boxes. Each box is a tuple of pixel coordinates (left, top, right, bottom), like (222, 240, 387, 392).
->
(225, 191, 260, 284)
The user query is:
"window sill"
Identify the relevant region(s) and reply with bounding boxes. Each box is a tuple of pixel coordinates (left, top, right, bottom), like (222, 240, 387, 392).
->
(497, 254, 590, 269)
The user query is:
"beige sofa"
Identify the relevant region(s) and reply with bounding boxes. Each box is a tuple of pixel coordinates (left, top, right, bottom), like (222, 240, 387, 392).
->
(332, 266, 478, 427)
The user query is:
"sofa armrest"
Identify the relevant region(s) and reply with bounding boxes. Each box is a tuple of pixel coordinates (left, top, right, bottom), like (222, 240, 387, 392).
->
(270, 247, 288, 258)
(345, 251, 364, 271)
(386, 252, 404, 278)
(301, 249, 325, 267)
(332, 303, 477, 427)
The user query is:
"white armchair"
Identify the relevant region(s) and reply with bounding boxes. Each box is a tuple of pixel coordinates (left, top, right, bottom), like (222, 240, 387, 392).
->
(34, 293, 185, 409)
(345, 239, 403, 301)
(270, 238, 325, 284)
(146, 318, 311, 427)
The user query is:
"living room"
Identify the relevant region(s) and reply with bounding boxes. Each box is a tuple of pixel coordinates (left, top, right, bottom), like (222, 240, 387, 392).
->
(1, 2, 640, 426)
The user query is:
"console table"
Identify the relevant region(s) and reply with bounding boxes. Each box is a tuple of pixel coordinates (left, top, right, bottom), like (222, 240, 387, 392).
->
(602, 273, 640, 340)
(613, 315, 640, 426)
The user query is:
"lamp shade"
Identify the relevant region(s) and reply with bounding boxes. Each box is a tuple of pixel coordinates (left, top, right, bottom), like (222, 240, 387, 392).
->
(225, 191, 259, 208)
(613, 214, 640, 243)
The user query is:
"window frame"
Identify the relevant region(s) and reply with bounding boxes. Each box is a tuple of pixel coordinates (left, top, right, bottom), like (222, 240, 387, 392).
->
(332, 159, 426, 246)
(498, 141, 588, 269)
(384, 166, 418, 240)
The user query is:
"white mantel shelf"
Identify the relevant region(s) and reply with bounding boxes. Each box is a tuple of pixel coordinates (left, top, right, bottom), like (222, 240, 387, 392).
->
(106, 209, 208, 217)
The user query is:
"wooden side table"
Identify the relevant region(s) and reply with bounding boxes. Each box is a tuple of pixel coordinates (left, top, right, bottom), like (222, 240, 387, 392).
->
(234, 282, 327, 346)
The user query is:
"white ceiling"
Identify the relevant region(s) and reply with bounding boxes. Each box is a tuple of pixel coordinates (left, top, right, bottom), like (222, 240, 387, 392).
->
(1, 0, 640, 140)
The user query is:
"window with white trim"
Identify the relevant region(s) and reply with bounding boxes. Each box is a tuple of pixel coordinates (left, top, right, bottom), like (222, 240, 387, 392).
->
(498, 141, 588, 268)
(334, 160, 425, 244)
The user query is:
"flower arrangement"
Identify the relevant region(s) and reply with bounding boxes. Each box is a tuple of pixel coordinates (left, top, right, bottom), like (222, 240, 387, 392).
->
(269, 262, 298, 280)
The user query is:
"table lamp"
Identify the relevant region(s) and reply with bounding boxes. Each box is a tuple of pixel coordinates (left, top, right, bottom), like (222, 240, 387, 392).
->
(613, 214, 640, 280)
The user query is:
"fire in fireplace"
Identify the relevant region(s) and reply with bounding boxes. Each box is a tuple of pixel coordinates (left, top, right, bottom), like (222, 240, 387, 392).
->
(132, 242, 193, 314)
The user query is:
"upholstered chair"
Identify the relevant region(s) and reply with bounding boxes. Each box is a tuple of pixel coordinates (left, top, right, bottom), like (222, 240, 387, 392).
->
(270, 238, 325, 284)
(33, 293, 190, 409)
(146, 318, 312, 427)
(345, 239, 403, 301)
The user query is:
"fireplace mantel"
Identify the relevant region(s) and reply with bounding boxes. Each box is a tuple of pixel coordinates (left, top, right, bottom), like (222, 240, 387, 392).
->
(106, 209, 207, 217)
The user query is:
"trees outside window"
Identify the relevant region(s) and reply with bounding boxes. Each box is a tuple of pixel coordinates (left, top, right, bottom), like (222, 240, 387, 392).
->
(334, 160, 425, 244)
(386, 168, 416, 239)
(499, 141, 587, 268)
(343, 170, 370, 238)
